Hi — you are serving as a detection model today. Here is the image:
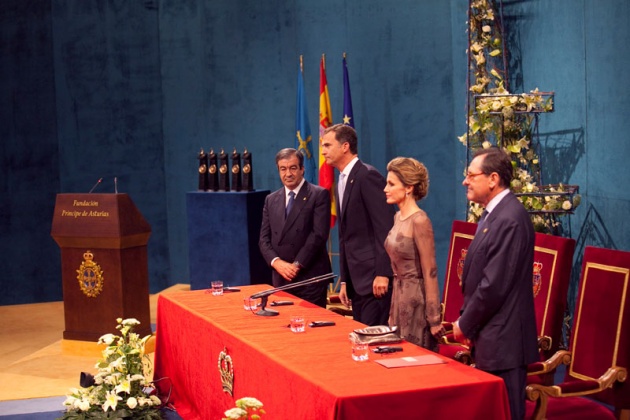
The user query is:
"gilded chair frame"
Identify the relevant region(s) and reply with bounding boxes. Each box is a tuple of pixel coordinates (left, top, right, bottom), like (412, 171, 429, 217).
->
(526, 252, 630, 420)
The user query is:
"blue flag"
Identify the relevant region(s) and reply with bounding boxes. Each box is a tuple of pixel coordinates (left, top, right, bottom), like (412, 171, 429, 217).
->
(296, 61, 316, 183)
(342, 55, 354, 128)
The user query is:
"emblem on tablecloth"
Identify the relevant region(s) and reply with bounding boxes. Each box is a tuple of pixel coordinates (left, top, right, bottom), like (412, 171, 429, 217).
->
(76, 250, 104, 298)
(532, 261, 543, 297)
(218, 347, 234, 396)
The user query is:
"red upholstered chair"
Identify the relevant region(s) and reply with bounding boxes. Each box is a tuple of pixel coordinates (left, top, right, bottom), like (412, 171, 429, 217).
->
(526, 246, 630, 420)
(438, 220, 477, 365)
(526, 233, 576, 385)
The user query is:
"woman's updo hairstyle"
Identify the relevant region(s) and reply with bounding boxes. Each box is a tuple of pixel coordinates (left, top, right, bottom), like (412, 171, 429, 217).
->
(386, 157, 429, 201)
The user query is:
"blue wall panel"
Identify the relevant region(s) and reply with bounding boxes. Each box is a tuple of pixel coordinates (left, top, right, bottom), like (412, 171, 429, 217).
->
(2, 0, 629, 305)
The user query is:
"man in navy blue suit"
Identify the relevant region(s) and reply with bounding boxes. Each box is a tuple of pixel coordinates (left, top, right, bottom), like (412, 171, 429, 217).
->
(453, 147, 538, 420)
(259, 148, 332, 307)
(321, 124, 395, 326)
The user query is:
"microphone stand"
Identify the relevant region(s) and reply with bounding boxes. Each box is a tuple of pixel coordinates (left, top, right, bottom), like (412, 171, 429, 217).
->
(250, 273, 337, 316)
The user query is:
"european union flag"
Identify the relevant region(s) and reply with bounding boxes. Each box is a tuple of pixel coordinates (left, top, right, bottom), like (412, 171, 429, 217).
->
(343, 55, 354, 128)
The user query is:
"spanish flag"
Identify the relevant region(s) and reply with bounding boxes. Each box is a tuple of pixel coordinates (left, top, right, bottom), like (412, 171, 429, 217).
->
(318, 55, 336, 227)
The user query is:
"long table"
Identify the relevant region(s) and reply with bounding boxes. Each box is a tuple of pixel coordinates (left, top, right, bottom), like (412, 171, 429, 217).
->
(154, 285, 510, 419)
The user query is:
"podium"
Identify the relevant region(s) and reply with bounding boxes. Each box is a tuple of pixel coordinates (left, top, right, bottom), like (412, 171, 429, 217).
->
(51, 193, 152, 341)
(186, 191, 271, 290)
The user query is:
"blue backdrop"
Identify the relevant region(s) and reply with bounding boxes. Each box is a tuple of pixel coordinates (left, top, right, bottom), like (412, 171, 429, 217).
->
(1, 0, 629, 305)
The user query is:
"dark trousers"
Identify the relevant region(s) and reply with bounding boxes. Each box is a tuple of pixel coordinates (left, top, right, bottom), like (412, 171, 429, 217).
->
(279, 279, 328, 308)
(351, 289, 391, 326)
(487, 365, 527, 420)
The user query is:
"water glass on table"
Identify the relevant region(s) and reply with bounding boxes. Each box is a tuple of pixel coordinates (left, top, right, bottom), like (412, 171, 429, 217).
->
(210, 280, 223, 296)
(351, 339, 369, 362)
(243, 297, 257, 311)
(290, 315, 305, 333)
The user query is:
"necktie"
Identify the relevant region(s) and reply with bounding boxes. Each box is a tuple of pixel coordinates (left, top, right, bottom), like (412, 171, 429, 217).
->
(476, 210, 488, 233)
(338, 173, 346, 212)
(285, 191, 295, 219)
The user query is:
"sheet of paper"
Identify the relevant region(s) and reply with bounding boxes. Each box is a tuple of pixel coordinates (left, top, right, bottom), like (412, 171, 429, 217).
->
(375, 354, 447, 368)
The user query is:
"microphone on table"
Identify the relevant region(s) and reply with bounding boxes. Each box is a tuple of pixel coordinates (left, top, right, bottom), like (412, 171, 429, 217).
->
(88, 177, 103, 193)
(250, 272, 337, 317)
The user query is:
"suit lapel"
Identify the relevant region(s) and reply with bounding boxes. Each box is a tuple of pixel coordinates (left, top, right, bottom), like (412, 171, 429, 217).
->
(339, 160, 361, 223)
(271, 189, 286, 227)
(462, 193, 513, 291)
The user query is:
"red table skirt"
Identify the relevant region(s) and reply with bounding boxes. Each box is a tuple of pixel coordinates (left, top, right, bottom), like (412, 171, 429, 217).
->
(154, 285, 510, 420)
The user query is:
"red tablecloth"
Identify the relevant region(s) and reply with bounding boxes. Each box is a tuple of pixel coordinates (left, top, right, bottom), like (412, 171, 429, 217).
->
(154, 285, 510, 420)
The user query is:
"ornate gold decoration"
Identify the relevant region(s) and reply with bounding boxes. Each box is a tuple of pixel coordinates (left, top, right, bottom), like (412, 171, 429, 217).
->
(243, 164, 251, 174)
(218, 347, 234, 396)
(231, 164, 240, 174)
(532, 261, 543, 298)
(76, 250, 104, 298)
(198, 164, 207, 174)
(209, 164, 217, 174)
(219, 164, 228, 174)
(457, 248, 467, 287)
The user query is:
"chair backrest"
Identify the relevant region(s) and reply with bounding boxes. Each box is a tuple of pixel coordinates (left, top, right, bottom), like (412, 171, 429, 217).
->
(532, 233, 576, 357)
(568, 246, 630, 408)
(441, 220, 477, 323)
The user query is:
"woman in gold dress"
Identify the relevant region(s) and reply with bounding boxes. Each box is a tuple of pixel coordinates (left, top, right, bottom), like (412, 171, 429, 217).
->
(383, 157, 444, 350)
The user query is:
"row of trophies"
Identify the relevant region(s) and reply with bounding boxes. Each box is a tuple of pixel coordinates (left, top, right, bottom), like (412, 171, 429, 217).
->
(198, 148, 253, 192)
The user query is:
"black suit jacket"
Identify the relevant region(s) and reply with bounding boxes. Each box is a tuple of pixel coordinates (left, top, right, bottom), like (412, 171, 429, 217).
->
(336, 160, 395, 297)
(459, 192, 539, 371)
(259, 181, 332, 289)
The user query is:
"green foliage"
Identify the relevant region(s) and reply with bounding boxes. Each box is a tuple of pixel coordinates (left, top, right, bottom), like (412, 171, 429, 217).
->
(462, 0, 579, 232)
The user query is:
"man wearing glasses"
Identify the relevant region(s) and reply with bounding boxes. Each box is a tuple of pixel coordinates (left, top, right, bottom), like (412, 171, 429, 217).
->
(453, 146, 538, 420)
(259, 148, 332, 307)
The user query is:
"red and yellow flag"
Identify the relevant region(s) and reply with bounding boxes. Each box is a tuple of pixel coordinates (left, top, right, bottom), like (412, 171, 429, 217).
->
(318, 55, 336, 227)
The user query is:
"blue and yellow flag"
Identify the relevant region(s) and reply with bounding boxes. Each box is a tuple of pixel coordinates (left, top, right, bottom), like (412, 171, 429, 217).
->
(296, 56, 315, 183)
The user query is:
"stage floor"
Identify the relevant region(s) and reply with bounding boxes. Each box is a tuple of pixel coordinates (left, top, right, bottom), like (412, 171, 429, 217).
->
(0, 284, 190, 402)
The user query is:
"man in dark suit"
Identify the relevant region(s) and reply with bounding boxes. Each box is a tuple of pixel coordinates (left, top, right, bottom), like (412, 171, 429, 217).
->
(320, 124, 395, 326)
(259, 148, 332, 307)
(453, 147, 538, 420)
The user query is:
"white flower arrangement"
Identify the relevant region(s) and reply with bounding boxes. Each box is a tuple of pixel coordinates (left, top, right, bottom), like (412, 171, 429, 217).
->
(223, 397, 265, 420)
(462, 0, 580, 233)
(59, 318, 162, 419)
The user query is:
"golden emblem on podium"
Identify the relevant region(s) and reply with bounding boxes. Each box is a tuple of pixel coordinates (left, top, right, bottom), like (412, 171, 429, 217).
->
(219, 164, 228, 174)
(198, 164, 207, 174)
(243, 163, 251, 174)
(76, 250, 104, 298)
(218, 347, 234, 396)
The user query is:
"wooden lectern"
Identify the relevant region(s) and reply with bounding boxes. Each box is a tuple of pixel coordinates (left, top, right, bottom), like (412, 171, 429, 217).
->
(51, 193, 152, 341)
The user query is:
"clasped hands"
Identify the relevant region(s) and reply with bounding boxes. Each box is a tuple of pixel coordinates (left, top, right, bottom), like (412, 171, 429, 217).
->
(272, 259, 300, 281)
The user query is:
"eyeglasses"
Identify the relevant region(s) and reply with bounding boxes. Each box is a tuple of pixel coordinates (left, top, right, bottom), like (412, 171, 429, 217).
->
(465, 172, 487, 180)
